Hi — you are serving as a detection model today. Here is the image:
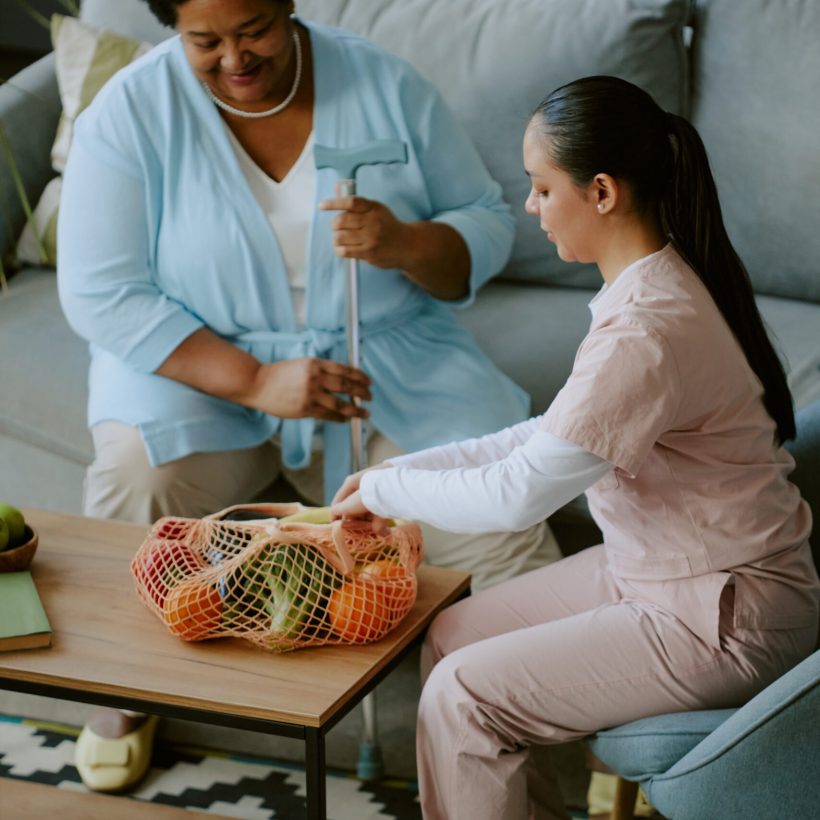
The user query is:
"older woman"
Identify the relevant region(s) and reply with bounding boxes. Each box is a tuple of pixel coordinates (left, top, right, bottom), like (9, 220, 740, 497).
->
(58, 0, 560, 792)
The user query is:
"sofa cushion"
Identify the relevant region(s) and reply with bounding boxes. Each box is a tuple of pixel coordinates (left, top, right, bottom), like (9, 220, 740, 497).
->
(459, 282, 594, 416)
(757, 295, 820, 411)
(14, 177, 60, 270)
(80, 0, 173, 45)
(690, 0, 820, 302)
(0, 54, 61, 262)
(786, 400, 820, 568)
(15, 15, 152, 269)
(298, 0, 689, 289)
(460, 284, 820, 418)
(0, 267, 92, 469)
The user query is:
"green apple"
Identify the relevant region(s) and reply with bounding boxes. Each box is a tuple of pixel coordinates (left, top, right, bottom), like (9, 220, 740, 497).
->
(0, 518, 8, 552)
(0, 502, 25, 547)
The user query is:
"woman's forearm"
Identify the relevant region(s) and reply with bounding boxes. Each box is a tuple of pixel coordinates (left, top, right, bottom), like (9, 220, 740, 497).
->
(361, 432, 611, 533)
(398, 221, 471, 300)
(155, 328, 371, 422)
(386, 416, 543, 470)
(156, 327, 261, 402)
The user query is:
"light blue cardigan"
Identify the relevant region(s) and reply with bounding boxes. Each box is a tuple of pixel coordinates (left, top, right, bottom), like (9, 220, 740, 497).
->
(58, 20, 529, 500)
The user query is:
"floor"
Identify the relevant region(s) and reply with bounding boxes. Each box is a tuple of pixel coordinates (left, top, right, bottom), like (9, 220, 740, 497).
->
(0, 713, 423, 819)
(0, 712, 596, 819)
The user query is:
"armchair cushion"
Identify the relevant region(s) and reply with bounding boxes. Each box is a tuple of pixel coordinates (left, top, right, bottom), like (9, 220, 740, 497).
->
(646, 651, 820, 819)
(587, 709, 734, 780)
(588, 651, 820, 819)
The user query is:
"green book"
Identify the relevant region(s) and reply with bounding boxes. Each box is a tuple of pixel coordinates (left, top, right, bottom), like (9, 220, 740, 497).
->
(0, 571, 52, 652)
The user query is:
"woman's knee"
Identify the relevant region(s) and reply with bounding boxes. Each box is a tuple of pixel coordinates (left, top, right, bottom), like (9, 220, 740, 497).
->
(422, 599, 480, 672)
(420, 648, 515, 752)
(84, 423, 219, 522)
(419, 650, 469, 728)
(84, 423, 159, 522)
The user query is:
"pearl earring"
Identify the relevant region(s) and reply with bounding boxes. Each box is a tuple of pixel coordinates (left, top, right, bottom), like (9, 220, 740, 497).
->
(597, 203, 604, 212)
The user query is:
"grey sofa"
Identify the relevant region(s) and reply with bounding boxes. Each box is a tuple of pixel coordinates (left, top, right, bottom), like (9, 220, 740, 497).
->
(2, 0, 819, 789)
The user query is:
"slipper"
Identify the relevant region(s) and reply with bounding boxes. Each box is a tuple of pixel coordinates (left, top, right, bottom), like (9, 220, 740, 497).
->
(75, 714, 159, 793)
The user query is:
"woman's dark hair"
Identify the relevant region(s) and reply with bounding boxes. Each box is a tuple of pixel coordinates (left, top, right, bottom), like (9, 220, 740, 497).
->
(142, 0, 185, 27)
(142, 0, 287, 28)
(532, 76, 795, 443)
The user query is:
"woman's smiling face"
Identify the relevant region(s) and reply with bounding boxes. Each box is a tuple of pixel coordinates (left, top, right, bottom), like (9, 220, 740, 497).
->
(522, 123, 600, 264)
(178, 0, 295, 107)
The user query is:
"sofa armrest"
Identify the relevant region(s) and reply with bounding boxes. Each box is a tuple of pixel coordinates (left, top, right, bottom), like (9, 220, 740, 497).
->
(0, 53, 60, 260)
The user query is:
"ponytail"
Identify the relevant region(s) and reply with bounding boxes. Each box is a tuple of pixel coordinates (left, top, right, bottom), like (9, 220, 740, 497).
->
(661, 114, 795, 443)
(533, 77, 795, 443)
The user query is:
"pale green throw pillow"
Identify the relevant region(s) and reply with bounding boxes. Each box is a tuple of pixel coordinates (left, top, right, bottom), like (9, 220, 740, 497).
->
(15, 14, 152, 267)
(15, 177, 61, 268)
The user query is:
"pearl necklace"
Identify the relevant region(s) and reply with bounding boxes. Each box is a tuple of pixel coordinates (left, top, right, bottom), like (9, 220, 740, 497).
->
(202, 30, 302, 119)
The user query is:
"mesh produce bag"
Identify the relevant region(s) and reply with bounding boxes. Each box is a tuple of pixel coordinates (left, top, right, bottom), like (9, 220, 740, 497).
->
(131, 503, 424, 652)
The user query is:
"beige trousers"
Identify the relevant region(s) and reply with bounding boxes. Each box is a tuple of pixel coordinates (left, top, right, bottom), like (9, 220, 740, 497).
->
(84, 421, 561, 590)
(416, 545, 817, 820)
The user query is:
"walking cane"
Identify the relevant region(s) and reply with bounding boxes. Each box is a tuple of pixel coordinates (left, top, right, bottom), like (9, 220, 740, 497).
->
(315, 140, 408, 781)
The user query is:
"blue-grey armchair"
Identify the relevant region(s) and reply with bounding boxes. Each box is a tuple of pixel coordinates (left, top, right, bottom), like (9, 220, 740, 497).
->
(587, 399, 820, 820)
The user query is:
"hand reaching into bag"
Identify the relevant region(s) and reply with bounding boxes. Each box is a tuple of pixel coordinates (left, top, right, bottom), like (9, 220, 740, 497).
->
(331, 464, 392, 528)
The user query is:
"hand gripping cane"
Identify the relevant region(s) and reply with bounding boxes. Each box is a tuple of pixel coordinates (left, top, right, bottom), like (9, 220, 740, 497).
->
(314, 140, 409, 473)
(315, 140, 408, 781)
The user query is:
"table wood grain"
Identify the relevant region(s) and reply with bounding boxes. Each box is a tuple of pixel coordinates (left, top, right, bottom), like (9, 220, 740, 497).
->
(1, 510, 470, 729)
(0, 778, 236, 819)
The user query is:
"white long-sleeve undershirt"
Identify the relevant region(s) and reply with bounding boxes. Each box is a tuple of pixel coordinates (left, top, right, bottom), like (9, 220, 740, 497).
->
(360, 424, 612, 534)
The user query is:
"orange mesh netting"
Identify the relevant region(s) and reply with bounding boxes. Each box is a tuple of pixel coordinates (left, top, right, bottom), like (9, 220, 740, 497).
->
(131, 503, 423, 652)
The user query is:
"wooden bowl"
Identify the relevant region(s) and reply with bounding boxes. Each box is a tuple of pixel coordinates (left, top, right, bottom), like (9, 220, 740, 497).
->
(0, 525, 38, 572)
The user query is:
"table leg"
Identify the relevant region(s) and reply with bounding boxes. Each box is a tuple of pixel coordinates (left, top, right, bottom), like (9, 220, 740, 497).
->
(305, 727, 326, 820)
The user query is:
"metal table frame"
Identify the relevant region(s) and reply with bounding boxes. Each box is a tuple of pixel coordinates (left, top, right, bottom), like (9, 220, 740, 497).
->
(1, 633, 427, 819)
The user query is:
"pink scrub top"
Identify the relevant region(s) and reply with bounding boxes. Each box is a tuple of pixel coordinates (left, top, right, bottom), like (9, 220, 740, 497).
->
(541, 244, 819, 648)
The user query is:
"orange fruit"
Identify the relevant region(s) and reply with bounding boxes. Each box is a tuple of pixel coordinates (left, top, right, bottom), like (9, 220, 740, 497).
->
(163, 580, 223, 641)
(357, 559, 408, 580)
(357, 560, 415, 612)
(327, 580, 390, 642)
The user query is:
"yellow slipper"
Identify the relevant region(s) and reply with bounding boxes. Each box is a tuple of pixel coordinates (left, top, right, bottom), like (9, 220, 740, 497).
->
(75, 714, 159, 793)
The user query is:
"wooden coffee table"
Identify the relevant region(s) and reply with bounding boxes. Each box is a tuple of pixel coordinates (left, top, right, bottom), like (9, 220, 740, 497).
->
(0, 510, 470, 819)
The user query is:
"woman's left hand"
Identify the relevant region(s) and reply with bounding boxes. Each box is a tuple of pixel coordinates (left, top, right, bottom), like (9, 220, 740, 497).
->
(320, 195, 409, 270)
(320, 194, 470, 300)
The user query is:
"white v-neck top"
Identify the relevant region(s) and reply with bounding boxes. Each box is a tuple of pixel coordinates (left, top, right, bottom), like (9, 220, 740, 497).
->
(226, 127, 316, 326)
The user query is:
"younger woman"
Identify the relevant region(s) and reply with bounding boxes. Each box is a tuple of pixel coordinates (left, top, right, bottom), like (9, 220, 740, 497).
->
(331, 76, 820, 819)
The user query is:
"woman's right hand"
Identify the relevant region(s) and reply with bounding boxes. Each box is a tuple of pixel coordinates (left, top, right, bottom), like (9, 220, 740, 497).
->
(331, 462, 392, 506)
(243, 357, 372, 422)
(332, 469, 368, 506)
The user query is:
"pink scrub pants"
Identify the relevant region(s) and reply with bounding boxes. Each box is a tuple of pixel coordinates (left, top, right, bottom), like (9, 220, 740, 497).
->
(417, 545, 816, 820)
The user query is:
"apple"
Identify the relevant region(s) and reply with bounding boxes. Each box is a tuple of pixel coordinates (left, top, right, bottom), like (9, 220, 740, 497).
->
(0, 503, 26, 547)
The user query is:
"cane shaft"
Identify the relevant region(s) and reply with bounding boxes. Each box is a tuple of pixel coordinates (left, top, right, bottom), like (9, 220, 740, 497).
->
(338, 179, 367, 474)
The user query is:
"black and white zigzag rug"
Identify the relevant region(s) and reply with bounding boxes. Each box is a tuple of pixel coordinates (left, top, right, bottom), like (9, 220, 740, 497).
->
(0, 715, 422, 818)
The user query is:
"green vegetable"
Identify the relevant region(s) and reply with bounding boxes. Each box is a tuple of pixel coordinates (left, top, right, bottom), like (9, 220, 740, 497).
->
(235, 544, 341, 645)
